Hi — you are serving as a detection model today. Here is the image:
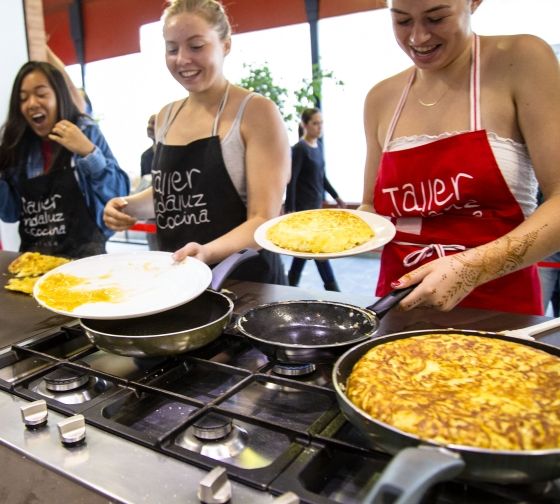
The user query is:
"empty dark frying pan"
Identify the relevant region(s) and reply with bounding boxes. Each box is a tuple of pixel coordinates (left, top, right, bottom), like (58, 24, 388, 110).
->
(234, 287, 414, 363)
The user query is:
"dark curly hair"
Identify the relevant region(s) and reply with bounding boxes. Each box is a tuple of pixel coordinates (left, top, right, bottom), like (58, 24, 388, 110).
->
(0, 61, 83, 175)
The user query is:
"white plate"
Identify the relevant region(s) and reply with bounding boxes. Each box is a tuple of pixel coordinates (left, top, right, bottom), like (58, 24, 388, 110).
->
(33, 251, 212, 320)
(254, 209, 396, 259)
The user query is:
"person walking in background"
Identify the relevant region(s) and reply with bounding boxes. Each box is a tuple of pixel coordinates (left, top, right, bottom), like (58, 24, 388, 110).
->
(140, 114, 156, 178)
(359, 0, 560, 315)
(540, 255, 560, 316)
(0, 61, 129, 258)
(536, 190, 560, 316)
(285, 108, 345, 291)
(138, 113, 158, 250)
(103, 0, 290, 284)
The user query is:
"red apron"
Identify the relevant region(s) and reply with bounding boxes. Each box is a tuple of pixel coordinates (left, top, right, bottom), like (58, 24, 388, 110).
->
(374, 35, 542, 315)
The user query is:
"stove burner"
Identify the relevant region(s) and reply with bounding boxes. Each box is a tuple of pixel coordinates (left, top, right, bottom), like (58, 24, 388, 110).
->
(31, 368, 113, 405)
(44, 368, 89, 392)
(193, 413, 233, 441)
(177, 413, 248, 460)
(272, 363, 316, 377)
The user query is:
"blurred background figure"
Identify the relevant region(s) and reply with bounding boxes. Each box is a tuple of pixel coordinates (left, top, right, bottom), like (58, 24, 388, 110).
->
(540, 254, 560, 316)
(0, 61, 129, 258)
(285, 107, 345, 291)
(141, 114, 156, 178)
(138, 113, 158, 250)
(537, 190, 560, 315)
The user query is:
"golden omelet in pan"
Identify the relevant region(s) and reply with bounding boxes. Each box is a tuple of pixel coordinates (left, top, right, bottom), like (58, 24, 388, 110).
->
(266, 209, 374, 253)
(346, 334, 560, 451)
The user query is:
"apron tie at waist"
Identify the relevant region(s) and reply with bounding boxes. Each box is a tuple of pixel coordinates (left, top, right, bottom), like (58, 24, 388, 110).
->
(396, 242, 467, 268)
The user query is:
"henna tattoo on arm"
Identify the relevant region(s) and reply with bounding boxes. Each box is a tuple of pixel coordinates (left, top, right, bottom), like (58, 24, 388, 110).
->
(455, 231, 539, 277)
(437, 229, 541, 307)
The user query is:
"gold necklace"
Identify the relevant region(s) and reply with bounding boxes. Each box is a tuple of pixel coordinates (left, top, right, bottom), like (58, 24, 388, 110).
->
(414, 84, 450, 107)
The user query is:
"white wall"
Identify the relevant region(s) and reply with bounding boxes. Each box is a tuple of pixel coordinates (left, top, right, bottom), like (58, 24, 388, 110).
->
(319, 0, 560, 203)
(0, 0, 29, 251)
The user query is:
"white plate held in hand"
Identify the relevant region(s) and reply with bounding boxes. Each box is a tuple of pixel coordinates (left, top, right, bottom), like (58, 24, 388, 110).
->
(33, 251, 212, 320)
(254, 209, 396, 260)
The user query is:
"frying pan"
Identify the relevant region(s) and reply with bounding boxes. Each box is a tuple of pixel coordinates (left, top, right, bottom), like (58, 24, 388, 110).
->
(80, 249, 258, 357)
(234, 287, 414, 363)
(332, 327, 560, 504)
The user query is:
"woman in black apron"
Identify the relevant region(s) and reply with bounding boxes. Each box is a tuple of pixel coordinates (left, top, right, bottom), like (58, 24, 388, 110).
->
(0, 61, 129, 258)
(104, 0, 290, 284)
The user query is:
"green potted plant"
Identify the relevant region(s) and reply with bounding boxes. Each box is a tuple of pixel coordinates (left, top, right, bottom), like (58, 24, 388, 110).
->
(238, 62, 343, 126)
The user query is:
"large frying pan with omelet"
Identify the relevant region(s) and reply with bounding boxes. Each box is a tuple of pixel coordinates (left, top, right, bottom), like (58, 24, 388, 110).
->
(332, 327, 560, 504)
(234, 287, 415, 363)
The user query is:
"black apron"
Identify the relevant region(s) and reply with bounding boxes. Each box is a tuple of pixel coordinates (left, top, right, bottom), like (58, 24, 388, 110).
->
(152, 93, 286, 285)
(18, 168, 106, 258)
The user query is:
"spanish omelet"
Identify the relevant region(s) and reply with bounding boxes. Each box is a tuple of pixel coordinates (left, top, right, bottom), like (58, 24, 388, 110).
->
(4, 276, 40, 295)
(8, 252, 70, 278)
(5, 252, 71, 295)
(346, 333, 560, 451)
(266, 209, 374, 253)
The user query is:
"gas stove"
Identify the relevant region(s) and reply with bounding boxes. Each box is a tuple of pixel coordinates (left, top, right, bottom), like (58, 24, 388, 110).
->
(1, 322, 559, 504)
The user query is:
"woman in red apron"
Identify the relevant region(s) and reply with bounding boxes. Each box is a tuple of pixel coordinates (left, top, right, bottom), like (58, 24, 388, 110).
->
(360, 0, 560, 315)
(103, 0, 290, 284)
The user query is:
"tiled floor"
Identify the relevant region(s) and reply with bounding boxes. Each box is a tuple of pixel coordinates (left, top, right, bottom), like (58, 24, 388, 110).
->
(107, 232, 381, 300)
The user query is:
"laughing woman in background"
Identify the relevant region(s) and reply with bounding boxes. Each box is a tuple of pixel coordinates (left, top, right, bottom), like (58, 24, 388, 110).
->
(0, 61, 129, 258)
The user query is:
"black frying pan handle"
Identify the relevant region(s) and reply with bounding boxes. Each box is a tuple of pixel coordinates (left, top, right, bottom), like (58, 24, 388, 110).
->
(210, 248, 259, 291)
(363, 446, 465, 504)
(365, 286, 415, 319)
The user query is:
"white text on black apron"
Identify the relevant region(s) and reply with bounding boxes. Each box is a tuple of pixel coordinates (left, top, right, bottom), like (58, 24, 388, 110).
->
(21, 194, 67, 237)
(152, 168, 210, 229)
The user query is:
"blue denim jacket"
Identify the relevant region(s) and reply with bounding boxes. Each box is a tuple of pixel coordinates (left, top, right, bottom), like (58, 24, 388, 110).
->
(0, 116, 129, 238)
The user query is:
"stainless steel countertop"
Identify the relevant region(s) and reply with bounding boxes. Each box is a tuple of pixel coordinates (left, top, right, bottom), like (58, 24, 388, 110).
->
(1, 250, 557, 503)
(0, 251, 72, 349)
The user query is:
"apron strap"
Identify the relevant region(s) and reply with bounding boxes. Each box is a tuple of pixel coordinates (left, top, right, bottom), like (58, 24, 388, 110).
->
(383, 33, 480, 150)
(470, 34, 481, 131)
(394, 240, 467, 268)
(157, 81, 230, 142)
(211, 82, 231, 136)
(158, 99, 188, 143)
(383, 71, 415, 151)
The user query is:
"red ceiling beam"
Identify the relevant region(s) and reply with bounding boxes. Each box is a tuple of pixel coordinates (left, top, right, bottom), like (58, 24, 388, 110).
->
(43, 0, 385, 64)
